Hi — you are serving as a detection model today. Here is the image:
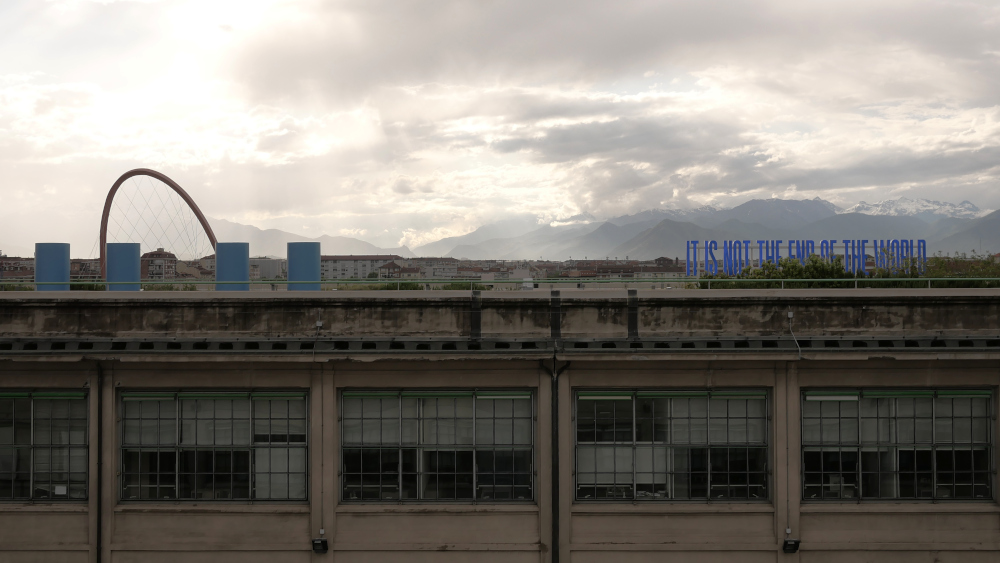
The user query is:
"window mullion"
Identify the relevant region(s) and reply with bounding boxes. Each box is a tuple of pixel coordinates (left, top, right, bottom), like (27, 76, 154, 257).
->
(471, 392, 477, 504)
(398, 393, 403, 503)
(30, 398, 34, 501)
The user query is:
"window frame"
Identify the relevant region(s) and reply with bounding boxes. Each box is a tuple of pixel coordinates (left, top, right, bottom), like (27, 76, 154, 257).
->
(339, 389, 536, 503)
(573, 388, 771, 503)
(800, 388, 995, 502)
(0, 390, 89, 502)
(118, 389, 309, 503)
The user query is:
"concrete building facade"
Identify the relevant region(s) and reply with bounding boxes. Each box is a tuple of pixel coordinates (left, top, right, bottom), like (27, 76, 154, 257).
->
(0, 289, 998, 562)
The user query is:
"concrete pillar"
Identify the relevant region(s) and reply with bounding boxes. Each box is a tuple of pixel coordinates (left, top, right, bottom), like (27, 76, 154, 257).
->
(106, 243, 140, 291)
(216, 242, 250, 291)
(287, 242, 321, 291)
(34, 243, 70, 291)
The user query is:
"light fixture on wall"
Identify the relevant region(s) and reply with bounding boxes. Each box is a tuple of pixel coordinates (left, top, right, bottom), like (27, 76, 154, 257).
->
(312, 538, 329, 554)
(782, 539, 800, 553)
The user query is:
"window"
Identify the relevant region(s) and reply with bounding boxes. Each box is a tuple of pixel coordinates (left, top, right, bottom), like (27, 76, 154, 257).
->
(341, 390, 533, 502)
(120, 391, 307, 501)
(802, 389, 993, 500)
(575, 390, 768, 501)
(0, 391, 88, 500)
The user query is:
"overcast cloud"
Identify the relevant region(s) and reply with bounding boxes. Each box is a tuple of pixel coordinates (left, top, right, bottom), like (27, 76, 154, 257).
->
(1, 0, 999, 256)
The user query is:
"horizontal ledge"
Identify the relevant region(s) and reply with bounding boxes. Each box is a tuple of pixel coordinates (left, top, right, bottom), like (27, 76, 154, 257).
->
(0, 503, 89, 513)
(332, 543, 543, 551)
(108, 544, 310, 551)
(114, 504, 310, 514)
(797, 542, 1000, 551)
(0, 544, 92, 551)
(567, 542, 778, 551)
(799, 503, 1000, 514)
(336, 504, 539, 514)
(572, 503, 774, 514)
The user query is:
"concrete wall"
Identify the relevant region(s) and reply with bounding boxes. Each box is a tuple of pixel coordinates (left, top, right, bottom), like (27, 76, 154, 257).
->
(1, 290, 999, 562)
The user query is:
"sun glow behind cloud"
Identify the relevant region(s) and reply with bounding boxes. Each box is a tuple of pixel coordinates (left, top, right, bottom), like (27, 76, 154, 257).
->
(0, 0, 998, 256)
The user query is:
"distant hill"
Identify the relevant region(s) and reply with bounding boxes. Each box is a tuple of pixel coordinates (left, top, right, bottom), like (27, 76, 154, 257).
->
(412, 215, 543, 257)
(700, 198, 839, 230)
(210, 218, 413, 258)
(608, 218, 720, 260)
(447, 222, 602, 260)
(936, 210, 1000, 255)
(198, 196, 993, 262)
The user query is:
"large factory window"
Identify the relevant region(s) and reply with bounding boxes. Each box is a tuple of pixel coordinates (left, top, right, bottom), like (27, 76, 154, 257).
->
(120, 391, 307, 501)
(341, 390, 534, 502)
(574, 390, 768, 501)
(802, 389, 993, 501)
(0, 391, 88, 500)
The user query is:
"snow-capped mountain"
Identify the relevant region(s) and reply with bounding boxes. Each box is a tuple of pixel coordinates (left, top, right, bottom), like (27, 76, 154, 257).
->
(841, 197, 989, 221)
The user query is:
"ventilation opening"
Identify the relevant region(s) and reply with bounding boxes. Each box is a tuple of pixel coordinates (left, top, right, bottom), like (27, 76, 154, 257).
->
(878, 340, 894, 348)
(629, 342, 643, 349)
(78, 342, 94, 350)
(244, 342, 260, 350)
(468, 342, 481, 350)
(166, 342, 182, 350)
(706, 341, 721, 349)
(219, 343, 234, 350)
(494, 342, 510, 349)
(362, 342, 377, 350)
(443, 342, 458, 350)
(852, 341, 868, 348)
(905, 340, 919, 348)
(959, 340, 974, 347)
(300, 342, 315, 350)
(521, 342, 537, 349)
(762, 341, 778, 348)
(573, 342, 589, 349)
(333, 342, 348, 350)
(601, 342, 616, 349)
(50, 342, 66, 350)
(824, 340, 839, 348)
(931, 340, 946, 348)
(987, 340, 1000, 347)
(799, 340, 812, 348)
(193, 342, 209, 350)
(654, 342, 670, 349)
(271, 343, 287, 350)
(734, 341, 749, 349)
(681, 342, 695, 349)
(389, 342, 405, 350)
(138, 342, 154, 350)
(415, 343, 431, 350)
(23, 342, 37, 351)
(111, 342, 126, 351)
(0, 343, 11, 350)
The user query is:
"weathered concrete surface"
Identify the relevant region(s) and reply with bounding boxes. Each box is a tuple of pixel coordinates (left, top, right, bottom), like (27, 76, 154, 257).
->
(1, 291, 999, 563)
(1, 288, 999, 339)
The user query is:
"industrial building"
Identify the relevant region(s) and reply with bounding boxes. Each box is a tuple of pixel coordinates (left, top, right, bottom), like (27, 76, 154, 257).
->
(0, 288, 998, 562)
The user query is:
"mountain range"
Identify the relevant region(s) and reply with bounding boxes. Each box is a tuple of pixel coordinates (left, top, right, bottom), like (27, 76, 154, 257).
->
(208, 197, 997, 260)
(210, 218, 414, 258)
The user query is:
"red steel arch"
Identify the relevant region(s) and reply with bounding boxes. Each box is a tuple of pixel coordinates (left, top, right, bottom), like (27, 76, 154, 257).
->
(99, 168, 218, 278)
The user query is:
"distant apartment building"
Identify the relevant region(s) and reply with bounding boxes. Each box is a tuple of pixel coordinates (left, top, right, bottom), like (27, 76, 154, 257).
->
(0, 254, 33, 280)
(404, 257, 460, 279)
(320, 255, 401, 279)
(70, 259, 101, 280)
(140, 248, 177, 280)
(250, 257, 286, 280)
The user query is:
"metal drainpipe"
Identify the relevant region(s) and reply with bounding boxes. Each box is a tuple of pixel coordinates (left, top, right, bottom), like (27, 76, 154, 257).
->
(95, 362, 104, 563)
(551, 353, 559, 563)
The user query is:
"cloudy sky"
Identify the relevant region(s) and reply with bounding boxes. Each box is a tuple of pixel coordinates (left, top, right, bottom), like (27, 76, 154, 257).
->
(1, 0, 999, 256)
